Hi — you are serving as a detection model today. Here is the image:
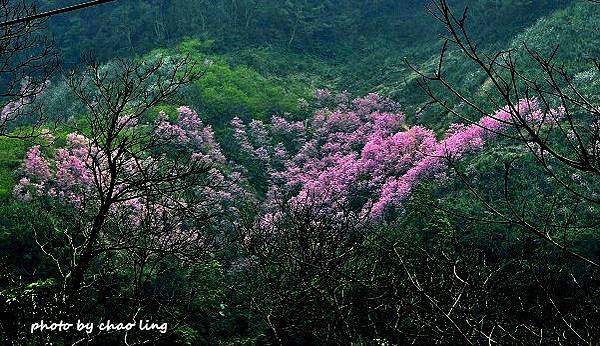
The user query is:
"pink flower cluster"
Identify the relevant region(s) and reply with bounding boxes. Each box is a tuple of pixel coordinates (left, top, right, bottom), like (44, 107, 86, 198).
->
(156, 106, 226, 164)
(15, 134, 93, 204)
(15, 106, 247, 228)
(232, 92, 562, 220)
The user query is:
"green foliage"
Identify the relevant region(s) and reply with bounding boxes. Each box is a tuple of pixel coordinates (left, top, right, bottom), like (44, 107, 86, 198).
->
(24, 278, 57, 291)
(175, 39, 307, 123)
(0, 137, 26, 197)
(138, 39, 319, 127)
(196, 62, 297, 122)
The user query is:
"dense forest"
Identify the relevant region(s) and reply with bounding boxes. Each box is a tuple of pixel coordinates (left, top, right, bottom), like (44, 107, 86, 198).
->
(1, 0, 600, 344)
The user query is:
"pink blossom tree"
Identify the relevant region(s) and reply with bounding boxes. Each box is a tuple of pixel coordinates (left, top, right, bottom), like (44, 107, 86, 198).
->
(231, 91, 563, 222)
(14, 58, 249, 314)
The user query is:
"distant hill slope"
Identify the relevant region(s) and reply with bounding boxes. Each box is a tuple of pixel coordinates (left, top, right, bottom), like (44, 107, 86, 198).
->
(38, 0, 592, 127)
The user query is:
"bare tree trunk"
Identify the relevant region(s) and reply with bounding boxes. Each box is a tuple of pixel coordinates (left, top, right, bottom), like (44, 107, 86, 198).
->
(67, 202, 110, 295)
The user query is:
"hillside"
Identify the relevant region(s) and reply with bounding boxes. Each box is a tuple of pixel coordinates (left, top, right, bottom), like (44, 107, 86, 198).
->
(39, 0, 580, 125)
(2, 1, 600, 344)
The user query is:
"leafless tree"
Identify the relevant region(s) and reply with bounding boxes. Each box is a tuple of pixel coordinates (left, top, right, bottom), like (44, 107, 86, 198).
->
(18, 55, 245, 343)
(60, 56, 206, 295)
(0, 0, 58, 139)
(408, 0, 600, 268)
